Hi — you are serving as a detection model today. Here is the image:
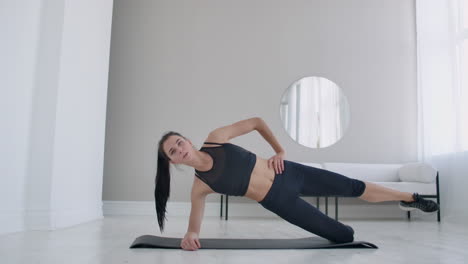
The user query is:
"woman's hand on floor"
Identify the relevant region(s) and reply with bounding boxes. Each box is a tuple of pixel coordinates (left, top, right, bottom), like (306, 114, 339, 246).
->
(268, 151, 285, 174)
(181, 232, 201, 251)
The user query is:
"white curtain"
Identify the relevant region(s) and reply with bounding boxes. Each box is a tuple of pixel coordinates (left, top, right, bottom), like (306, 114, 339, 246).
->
(281, 77, 344, 148)
(296, 80, 317, 147)
(416, 0, 468, 222)
(313, 78, 342, 148)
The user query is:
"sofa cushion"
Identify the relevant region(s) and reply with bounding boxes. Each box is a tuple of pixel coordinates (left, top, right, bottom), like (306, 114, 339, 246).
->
(323, 163, 401, 182)
(398, 162, 437, 183)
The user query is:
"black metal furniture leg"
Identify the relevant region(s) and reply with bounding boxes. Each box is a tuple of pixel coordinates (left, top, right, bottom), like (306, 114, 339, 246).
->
(335, 197, 338, 221)
(436, 173, 441, 222)
(220, 195, 223, 218)
(225, 195, 229, 220)
(325, 197, 328, 215)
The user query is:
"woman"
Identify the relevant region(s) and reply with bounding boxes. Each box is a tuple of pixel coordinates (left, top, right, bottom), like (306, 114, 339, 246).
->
(155, 117, 439, 251)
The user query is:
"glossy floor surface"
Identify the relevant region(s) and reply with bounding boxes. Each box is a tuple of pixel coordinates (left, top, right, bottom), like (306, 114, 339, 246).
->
(1, 215, 466, 264)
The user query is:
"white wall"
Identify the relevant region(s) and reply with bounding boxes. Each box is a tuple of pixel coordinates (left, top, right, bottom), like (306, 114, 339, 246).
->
(104, 0, 418, 204)
(0, 0, 42, 235)
(0, 0, 113, 235)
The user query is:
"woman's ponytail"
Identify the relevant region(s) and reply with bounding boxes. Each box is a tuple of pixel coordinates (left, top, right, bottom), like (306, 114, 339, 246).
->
(155, 131, 184, 232)
(155, 152, 170, 232)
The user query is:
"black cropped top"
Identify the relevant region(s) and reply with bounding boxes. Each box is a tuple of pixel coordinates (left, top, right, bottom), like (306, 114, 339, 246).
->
(194, 142, 257, 196)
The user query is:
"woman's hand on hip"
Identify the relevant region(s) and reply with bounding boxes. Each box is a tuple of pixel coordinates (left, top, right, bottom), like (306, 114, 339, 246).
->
(268, 151, 285, 174)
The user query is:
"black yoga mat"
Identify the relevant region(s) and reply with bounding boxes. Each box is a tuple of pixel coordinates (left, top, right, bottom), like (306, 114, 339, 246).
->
(130, 235, 378, 249)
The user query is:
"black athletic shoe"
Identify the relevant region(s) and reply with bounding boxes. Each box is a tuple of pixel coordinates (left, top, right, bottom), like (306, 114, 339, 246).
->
(399, 193, 439, 213)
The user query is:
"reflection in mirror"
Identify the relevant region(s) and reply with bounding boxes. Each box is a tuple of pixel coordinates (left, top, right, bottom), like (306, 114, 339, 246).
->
(280, 76, 350, 148)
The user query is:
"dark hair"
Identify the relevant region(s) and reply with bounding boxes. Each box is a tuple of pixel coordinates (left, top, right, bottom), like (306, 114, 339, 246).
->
(155, 131, 185, 232)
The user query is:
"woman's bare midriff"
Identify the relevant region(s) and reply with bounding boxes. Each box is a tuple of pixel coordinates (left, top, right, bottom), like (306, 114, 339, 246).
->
(244, 156, 276, 202)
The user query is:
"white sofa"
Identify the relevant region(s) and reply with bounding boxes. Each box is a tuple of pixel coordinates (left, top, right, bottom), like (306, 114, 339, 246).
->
(219, 162, 440, 222)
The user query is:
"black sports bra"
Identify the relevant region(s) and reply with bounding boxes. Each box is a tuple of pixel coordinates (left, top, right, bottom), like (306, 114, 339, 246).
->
(195, 142, 257, 196)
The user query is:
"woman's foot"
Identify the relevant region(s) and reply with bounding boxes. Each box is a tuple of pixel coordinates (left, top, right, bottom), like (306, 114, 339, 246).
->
(399, 193, 439, 213)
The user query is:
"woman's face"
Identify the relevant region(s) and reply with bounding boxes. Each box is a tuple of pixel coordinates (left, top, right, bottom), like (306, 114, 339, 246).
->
(163, 135, 192, 164)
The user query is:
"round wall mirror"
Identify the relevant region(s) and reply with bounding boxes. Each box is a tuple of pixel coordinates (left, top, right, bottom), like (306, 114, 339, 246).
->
(279, 76, 350, 148)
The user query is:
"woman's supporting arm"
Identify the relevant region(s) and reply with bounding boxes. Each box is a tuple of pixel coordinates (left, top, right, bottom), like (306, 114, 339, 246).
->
(187, 190, 206, 234)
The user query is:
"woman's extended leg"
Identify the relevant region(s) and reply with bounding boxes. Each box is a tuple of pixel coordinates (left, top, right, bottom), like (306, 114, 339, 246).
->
(296, 162, 414, 202)
(294, 162, 438, 212)
(358, 181, 414, 203)
(297, 162, 366, 197)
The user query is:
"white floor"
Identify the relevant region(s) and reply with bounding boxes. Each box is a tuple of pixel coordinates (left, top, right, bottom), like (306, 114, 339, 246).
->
(1, 214, 467, 264)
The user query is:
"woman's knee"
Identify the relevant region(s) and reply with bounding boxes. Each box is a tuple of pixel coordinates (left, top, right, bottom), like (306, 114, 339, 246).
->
(332, 225, 354, 243)
(352, 180, 367, 197)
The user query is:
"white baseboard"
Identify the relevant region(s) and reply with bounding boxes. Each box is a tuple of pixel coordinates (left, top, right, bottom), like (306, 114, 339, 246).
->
(103, 200, 434, 220)
(0, 200, 438, 236)
(0, 205, 103, 234)
(0, 210, 25, 235)
(103, 201, 278, 218)
(26, 205, 103, 230)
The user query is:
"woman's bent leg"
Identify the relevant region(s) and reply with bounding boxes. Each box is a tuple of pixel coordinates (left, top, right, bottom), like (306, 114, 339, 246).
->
(259, 161, 355, 243)
(262, 196, 354, 243)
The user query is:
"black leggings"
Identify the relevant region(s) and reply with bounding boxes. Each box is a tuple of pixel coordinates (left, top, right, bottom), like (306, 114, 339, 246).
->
(258, 160, 366, 243)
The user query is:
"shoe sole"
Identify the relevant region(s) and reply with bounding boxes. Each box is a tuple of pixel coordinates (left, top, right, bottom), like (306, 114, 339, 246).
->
(399, 204, 438, 215)
(399, 204, 417, 211)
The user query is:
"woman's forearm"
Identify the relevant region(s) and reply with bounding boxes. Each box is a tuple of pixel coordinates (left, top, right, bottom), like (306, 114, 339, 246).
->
(256, 118, 285, 154)
(187, 196, 206, 234)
